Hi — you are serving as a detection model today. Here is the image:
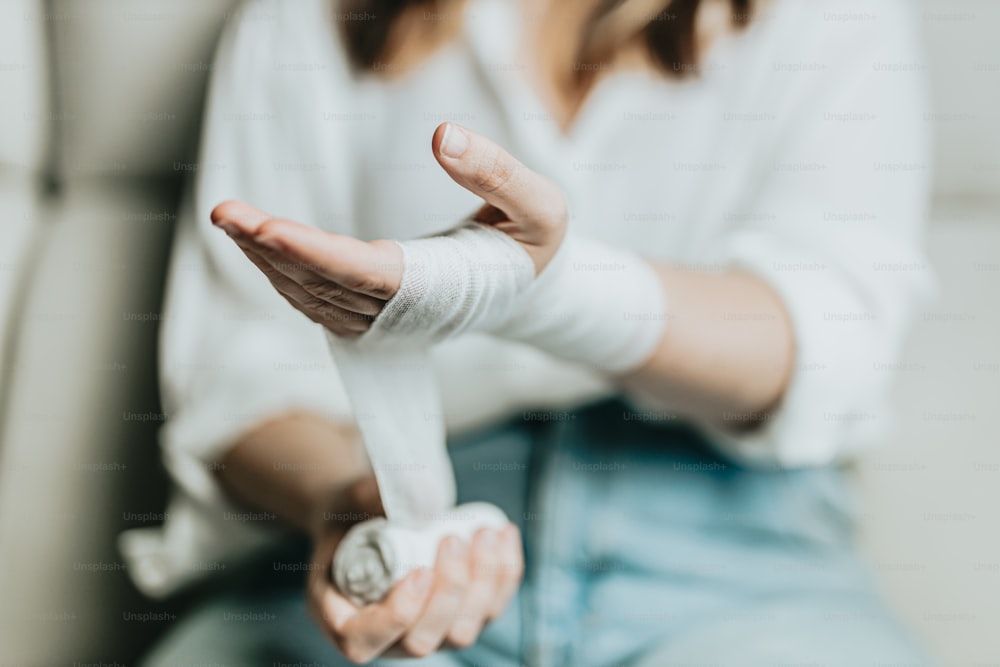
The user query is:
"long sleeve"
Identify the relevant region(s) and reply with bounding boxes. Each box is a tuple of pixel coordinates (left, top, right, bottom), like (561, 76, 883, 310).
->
(703, 0, 935, 467)
(120, 0, 358, 596)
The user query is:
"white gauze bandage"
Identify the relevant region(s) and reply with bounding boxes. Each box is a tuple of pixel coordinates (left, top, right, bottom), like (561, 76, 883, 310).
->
(363, 220, 668, 373)
(326, 221, 664, 604)
(325, 223, 528, 603)
(358, 221, 537, 346)
(326, 222, 532, 519)
(332, 502, 508, 606)
(496, 234, 667, 373)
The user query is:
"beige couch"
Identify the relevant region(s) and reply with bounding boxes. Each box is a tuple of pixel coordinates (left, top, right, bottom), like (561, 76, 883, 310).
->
(1, 1, 997, 664)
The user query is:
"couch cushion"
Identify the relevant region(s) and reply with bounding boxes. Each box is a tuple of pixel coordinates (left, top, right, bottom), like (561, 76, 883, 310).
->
(0, 181, 183, 665)
(0, 0, 47, 170)
(51, 0, 238, 180)
(0, 0, 47, 419)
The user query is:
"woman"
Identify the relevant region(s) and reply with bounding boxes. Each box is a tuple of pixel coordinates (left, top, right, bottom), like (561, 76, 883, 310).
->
(130, 0, 935, 663)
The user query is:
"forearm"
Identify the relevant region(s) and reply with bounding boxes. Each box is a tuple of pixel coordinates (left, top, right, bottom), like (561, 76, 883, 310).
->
(622, 265, 795, 426)
(215, 411, 372, 535)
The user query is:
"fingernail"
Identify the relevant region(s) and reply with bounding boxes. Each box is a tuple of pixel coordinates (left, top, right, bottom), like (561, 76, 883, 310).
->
(440, 123, 469, 158)
(218, 223, 239, 237)
(409, 568, 433, 596)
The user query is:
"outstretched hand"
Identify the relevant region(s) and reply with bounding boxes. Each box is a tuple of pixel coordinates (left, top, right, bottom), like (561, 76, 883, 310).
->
(210, 122, 568, 338)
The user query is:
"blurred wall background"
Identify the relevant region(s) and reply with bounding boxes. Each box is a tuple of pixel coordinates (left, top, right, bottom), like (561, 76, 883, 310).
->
(0, 0, 997, 664)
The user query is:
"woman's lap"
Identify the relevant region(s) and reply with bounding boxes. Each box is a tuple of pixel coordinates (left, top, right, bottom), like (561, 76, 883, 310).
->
(142, 399, 932, 666)
(139, 584, 467, 667)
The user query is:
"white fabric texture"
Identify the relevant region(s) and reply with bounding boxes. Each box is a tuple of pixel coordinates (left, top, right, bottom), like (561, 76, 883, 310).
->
(326, 220, 664, 572)
(325, 341, 455, 522)
(365, 222, 536, 346)
(325, 221, 531, 523)
(498, 235, 668, 373)
(122, 0, 934, 596)
(359, 222, 667, 373)
(333, 502, 509, 606)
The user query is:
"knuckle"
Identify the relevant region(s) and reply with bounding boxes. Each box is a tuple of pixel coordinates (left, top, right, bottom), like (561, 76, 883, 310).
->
(447, 624, 478, 649)
(470, 552, 497, 581)
(349, 274, 393, 299)
(302, 295, 327, 311)
(339, 642, 371, 665)
(355, 298, 384, 317)
(302, 278, 343, 301)
(400, 634, 437, 658)
(473, 146, 514, 193)
(255, 219, 279, 237)
(385, 600, 418, 629)
(442, 575, 468, 599)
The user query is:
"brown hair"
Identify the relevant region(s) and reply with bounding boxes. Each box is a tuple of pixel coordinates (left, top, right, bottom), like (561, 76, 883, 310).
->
(336, 0, 752, 99)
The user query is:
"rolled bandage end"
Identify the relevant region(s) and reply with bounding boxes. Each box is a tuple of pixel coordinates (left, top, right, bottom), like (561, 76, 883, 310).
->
(332, 502, 509, 606)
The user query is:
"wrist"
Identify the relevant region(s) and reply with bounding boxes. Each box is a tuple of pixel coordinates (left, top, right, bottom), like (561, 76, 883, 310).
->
(496, 234, 668, 374)
(307, 476, 383, 544)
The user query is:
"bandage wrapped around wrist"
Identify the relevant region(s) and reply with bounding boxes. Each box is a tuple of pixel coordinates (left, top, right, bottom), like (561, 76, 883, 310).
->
(326, 221, 665, 605)
(333, 502, 508, 606)
(363, 221, 667, 373)
(357, 222, 535, 347)
(495, 234, 667, 373)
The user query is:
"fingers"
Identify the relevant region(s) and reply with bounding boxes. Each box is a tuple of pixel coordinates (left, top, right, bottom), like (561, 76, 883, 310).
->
(211, 199, 397, 302)
(210, 202, 396, 333)
(399, 536, 470, 657)
(211, 199, 270, 235)
(316, 568, 434, 665)
(431, 122, 567, 232)
(310, 527, 523, 663)
(487, 524, 524, 620)
(446, 529, 503, 647)
(402, 525, 522, 654)
(232, 232, 385, 318)
(254, 219, 403, 300)
(227, 238, 374, 337)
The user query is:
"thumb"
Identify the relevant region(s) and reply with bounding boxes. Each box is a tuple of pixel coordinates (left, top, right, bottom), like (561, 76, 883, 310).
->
(432, 122, 567, 228)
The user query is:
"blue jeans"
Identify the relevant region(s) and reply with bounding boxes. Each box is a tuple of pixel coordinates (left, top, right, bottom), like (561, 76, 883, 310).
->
(142, 399, 932, 666)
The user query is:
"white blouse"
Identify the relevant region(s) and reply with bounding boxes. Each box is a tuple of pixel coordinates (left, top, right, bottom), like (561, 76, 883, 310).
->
(120, 0, 933, 596)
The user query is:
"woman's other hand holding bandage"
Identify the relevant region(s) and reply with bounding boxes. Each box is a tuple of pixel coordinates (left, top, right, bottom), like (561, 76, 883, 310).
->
(308, 478, 523, 662)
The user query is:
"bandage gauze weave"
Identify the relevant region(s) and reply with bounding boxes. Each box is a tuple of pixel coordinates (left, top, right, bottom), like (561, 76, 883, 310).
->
(333, 503, 508, 606)
(328, 220, 666, 605)
(363, 221, 668, 372)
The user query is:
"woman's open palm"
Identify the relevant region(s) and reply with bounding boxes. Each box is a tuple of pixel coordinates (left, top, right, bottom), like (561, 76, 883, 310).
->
(210, 122, 567, 338)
